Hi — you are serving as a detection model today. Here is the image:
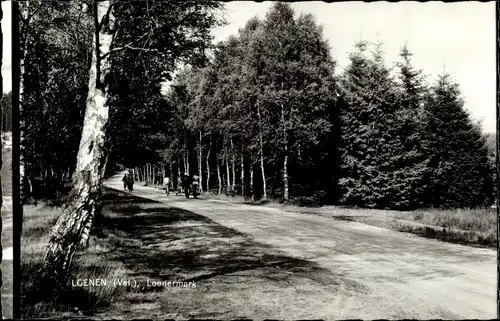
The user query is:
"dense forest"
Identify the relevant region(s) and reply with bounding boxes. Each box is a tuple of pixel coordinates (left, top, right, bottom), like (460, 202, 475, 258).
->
(21, 2, 494, 211)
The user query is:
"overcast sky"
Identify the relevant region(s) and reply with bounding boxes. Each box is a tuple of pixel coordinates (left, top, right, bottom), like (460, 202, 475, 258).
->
(1, 1, 495, 133)
(213, 1, 496, 133)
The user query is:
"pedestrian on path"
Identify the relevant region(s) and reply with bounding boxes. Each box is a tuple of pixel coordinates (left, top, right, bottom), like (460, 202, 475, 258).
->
(176, 175, 183, 195)
(192, 173, 200, 199)
(126, 170, 134, 192)
(164, 176, 171, 195)
(183, 173, 192, 199)
(122, 174, 128, 191)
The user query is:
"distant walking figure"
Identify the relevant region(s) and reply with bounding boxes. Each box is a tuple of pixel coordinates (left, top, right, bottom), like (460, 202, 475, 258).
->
(192, 173, 200, 199)
(176, 176, 183, 195)
(183, 173, 192, 199)
(126, 170, 134, 192)
(164, 176, 171, 195)
(122, 174, 128, 191)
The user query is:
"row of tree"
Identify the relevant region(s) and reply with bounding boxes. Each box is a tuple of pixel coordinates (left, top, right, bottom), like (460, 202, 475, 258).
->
(22, 2, 494, 210)
(149, 3, 493, 210)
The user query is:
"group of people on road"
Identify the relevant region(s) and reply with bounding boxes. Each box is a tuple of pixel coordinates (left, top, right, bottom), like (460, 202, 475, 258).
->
(122, 169, 200, 199)
(122, 170, 135, 192)
(164, 173, 200, 199)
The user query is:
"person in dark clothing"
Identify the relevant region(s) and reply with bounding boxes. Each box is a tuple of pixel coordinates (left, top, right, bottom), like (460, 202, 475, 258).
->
(183, 173, 191, 199)
(192, 173, 200, 199)
(126, 170, 134, 192)
(122, 174, 128, 191)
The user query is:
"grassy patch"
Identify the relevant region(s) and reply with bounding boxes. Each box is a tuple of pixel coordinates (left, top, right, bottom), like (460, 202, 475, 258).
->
(21, 203, 130, 318)
(2, 260, 13, 319)
(397, 208, 496, 232)
(390, 208, 496, 247)
(306, 205, 497, 248)
(2, 148, 12, 196)
(394, 223, 496, 247)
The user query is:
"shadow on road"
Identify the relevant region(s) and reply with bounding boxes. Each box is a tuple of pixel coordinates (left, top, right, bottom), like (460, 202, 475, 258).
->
(98, 188, 341, 288)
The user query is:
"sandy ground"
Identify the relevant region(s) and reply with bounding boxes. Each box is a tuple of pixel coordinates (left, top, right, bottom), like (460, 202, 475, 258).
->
(103, 172, 496, 320)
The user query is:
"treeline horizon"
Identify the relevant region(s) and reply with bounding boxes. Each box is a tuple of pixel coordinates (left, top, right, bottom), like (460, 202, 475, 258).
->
(21, 2, 494, 210)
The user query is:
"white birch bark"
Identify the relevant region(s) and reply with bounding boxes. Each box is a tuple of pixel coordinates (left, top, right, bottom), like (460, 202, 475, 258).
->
(250, 164, 254, 201)
(225, 150, 230, 193)
(217, 156, 222, 194)
(230, 138, 235, 191)
(240, 147, 244, 196)
(257, 103, 267, 201)
(206, 137, 211, 192)
(281, 103, 289, 200)
(41, 1, 116, 295)
(198, 130, 203, 192)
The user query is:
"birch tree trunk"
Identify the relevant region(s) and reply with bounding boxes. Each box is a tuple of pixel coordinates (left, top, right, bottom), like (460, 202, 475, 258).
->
(217, 156, 222, 194)
(225, 150, 231, 193)
(230, 138, 235, 191)
(281, 103, 289, 201)
(198, 130, 203, 192)
(41, 1, 116, 296)
(177, 159, 181, 189)
(250, 164, 254, 201)
(240, 146, 244, 196)
(257, 103, 267, 201)
(206, 137, 211, 192)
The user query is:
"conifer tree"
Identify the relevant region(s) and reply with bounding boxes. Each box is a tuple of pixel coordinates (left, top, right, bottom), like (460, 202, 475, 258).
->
(422, 74, 493, 208)
(338, 41, 400, 208)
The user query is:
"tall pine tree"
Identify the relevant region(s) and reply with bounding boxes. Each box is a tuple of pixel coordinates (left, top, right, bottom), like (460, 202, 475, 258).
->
(338, 41, 401, 208)
(422, 73, 493, 208)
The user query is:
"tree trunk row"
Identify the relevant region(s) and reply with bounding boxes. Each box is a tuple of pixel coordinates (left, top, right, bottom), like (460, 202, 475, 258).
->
(130, 136, 271, 200)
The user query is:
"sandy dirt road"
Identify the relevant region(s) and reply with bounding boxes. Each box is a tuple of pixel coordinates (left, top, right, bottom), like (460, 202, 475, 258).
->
(104, 173, 496, 320)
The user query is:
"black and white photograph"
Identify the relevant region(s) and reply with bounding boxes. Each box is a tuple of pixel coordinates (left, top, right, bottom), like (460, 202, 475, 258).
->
(14, 0, 497, 319)
(1, 0, 13, 319)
